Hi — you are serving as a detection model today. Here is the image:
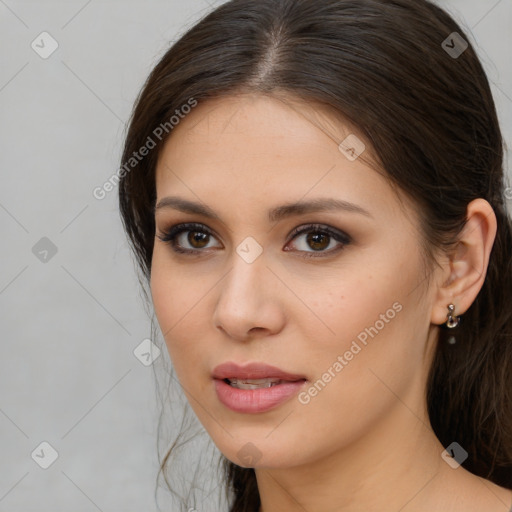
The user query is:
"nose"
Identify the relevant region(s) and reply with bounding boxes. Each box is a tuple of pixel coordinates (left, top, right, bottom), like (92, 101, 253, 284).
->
(212, 251, 287, 342)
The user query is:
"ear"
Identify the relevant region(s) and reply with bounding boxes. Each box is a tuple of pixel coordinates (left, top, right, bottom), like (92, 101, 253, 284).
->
(431, 198, 497, 326)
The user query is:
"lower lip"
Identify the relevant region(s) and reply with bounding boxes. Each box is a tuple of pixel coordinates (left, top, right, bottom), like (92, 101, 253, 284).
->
(213, 379, 307, 413)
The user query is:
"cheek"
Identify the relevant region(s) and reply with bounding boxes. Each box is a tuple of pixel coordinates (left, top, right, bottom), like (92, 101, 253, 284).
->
(298, 288, 405, 405)
(150, 256, 185, 354)
(150, 255, 178, 335)
(150, 252, 211, 379)
(294, 253, 426, 406)
(309, 282, 422, 382)
(293, 266, 406, 357)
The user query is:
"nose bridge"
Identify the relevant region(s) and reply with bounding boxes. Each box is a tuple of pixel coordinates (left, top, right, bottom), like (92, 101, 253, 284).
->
(221, 241, 268, 303)
(213, 240, 284, 338)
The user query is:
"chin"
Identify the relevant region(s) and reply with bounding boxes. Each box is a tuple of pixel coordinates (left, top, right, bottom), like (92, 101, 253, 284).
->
(209, 432, 307, 469)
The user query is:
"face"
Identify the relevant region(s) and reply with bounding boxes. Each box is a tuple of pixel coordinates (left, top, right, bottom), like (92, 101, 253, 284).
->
(150, 93, 439, 469)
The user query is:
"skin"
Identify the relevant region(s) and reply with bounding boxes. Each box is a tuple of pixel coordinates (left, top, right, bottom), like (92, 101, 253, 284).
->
(150, 93, 511, 511)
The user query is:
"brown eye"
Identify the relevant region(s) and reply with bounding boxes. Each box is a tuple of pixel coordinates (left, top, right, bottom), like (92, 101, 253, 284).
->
(156, 222, 221, 254)
(285, 224, 351, 258)
(306, 232, 330, 251)
(187, 230, 210, 249)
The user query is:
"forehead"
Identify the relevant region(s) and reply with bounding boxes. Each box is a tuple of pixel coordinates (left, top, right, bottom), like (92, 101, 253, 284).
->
(159, 92, 372, 161)
(154, 93, 413, 224)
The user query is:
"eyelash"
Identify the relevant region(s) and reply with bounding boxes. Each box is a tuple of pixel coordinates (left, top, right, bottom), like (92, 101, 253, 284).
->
(156, 222, 351, 259)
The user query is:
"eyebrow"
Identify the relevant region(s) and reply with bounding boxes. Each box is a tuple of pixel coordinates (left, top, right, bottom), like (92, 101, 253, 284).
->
(154, 196, 373, 222)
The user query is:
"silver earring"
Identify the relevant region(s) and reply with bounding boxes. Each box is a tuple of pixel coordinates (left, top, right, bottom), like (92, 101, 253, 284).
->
(446, 303, 460, 329)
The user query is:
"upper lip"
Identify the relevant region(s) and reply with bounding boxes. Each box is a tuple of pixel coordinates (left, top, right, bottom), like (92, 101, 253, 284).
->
(212, 362, 307, 381)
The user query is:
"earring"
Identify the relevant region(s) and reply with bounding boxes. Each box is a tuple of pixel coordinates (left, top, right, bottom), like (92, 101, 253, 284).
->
(445, 303, 460, 329)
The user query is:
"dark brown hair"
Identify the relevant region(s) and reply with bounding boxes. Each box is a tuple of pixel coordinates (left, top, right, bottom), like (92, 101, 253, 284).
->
(118, 0, 512, 510)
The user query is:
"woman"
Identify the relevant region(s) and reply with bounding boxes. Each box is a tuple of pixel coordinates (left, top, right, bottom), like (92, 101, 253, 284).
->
(118, 0, 512, 510)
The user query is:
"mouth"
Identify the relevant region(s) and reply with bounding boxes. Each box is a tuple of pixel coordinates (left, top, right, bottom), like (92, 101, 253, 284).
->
(212, 362, 308, 413)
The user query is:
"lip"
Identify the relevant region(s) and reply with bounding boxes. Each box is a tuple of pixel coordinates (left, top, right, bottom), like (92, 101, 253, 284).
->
(212, 361, 307, 381)
(212, 362, 307, 413)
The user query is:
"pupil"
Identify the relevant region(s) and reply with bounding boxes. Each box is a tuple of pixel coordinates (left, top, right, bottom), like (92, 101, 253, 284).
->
(307, 232, 329, 251)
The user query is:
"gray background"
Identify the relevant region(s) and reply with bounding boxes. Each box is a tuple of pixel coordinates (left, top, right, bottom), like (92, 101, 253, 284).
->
(1, 1, 511, 511)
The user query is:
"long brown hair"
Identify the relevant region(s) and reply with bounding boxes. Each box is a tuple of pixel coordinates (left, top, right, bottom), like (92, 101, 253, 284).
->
(118, 1, 512, 510)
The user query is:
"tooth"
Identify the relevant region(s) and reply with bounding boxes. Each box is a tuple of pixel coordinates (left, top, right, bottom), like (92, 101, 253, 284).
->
(229, 378, 282, 389)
